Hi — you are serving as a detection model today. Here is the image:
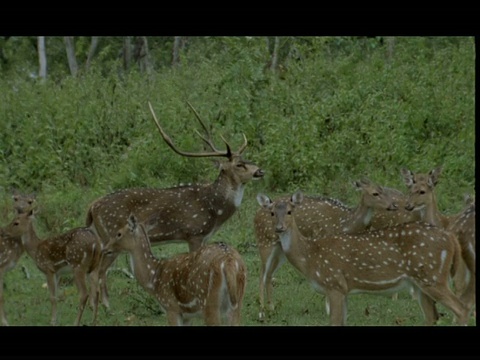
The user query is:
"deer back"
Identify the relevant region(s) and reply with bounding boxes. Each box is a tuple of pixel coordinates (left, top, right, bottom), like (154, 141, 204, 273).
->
(254, 178, 400, 249)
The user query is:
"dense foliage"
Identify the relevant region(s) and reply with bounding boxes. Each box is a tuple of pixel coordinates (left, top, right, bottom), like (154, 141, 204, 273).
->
(1, 37, 474, 229)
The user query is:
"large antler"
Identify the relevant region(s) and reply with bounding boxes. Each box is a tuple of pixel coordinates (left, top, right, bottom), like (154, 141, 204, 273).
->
(148, 101, 248, 158)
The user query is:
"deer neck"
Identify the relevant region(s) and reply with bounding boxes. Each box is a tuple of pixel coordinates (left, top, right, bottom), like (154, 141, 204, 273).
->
(277, 220, 309, 275)
(214, 169, 246, 209)
(342, 200, 373, 234)
(421, 192, 444, 227)
(21, 222, 42, 259)
(128, 235, 162, 291)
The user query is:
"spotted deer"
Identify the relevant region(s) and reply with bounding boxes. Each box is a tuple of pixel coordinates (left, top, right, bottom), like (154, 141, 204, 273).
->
(0, 214, 28, 325)
(12, 189, 36, 215)
(86, 101, 264, 309)
(0, 190, 38, 325)
(404, 167, 475, 314)
(12, 209, 102, 326)
(253, 178, 407, 320)
(257, 191, 470, 326)
(103, 214, 247, 325)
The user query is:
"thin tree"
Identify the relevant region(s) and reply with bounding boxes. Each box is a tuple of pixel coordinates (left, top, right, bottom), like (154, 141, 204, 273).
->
(85, 36, 100, 71)
(269, 36, 280, 71)
(64, 36, 78, 76)
(123, 36, 132, 70)
(38, 36, 47, 79)
(133, 36, 151, 73)
(172, 36, 183, 67)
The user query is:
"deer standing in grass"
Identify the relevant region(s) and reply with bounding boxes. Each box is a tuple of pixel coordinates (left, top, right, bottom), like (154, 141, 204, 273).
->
(103, 214, 247, 325)
(403, 167, 475, 316)
(86, 101, 264, 309)
(253, 178, 413, 320)
(0, 191, 37, 325)
(12, 209, 102, 326)
(257, 191, 470, 326)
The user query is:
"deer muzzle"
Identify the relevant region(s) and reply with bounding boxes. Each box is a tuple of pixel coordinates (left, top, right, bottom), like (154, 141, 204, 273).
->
(387, 202, 399, 211)
(254, 169, 265, 179)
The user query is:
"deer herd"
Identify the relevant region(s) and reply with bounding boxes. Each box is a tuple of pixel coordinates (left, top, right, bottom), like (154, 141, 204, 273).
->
(0, 102, 475, 326)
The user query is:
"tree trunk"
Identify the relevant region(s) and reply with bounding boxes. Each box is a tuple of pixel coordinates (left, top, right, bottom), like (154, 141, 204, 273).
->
(134, 36, 151, 73)
(269, 36, 280, 71)
(385, 36, 395, 62)
(123, 36, 132, 70)
(172, 36, 182, 67)
(64, 36, 78, 76)
(85, 36, 99, 71)
(38, 36, 47, 79)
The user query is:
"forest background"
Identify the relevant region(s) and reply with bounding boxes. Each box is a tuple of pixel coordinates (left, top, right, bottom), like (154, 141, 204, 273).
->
(0, 36, 475, 327)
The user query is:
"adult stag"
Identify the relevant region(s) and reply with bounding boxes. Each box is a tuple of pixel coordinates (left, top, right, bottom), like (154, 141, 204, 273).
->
(86, 101, 264, 308)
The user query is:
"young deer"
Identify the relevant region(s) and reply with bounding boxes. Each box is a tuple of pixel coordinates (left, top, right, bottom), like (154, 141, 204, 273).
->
(0, 190, 38, 325)
(257, 191, 470, 326)
(13, 210, 102, 326)
(86, 102, 264, 309)
(103, 214, 247, 326)
(12, 189, 36, 215)
(404, 167, 475, 314)
(253, 178, 403, 320)
(0, 216, 28, 325)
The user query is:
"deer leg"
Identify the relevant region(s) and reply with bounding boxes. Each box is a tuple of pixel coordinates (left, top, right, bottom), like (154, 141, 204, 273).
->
(46, 273, 58, 326)
(327, 290, 347, 326)
(259, 243, 285, 320)
(419, 284, 469, 325)
(187, 236, 204, 252)
(459, 246, 476, 314)
(0, 273, 8, 326)
(88, 270, 100, 326)
(97, 251, 119, 309)
(166, 310, 183, 326)
(453, 259, 468, 295)
(73, 268, 89, 326)
(228, 306, 242, 326)
(204, 285, 222, 326)
(416, 289, 438, 325)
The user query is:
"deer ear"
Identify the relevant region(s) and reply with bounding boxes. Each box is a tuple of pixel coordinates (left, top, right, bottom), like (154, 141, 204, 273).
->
(427, 166, 443, 188)
(256, 193, 272, 208)
(211, 159, 222, 169)
(127, 214, 137, 230)
(401, 168, 415, 188)
(291, 190, 304, 205)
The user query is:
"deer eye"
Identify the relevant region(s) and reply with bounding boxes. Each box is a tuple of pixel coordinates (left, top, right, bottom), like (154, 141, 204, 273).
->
(372, 192, 379, 197)
(419, 190, 426, 195)
(287, 211, 292, 215)
(270, 212, 275, 217)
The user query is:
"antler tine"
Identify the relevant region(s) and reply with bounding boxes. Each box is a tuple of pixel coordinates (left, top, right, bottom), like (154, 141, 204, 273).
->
(193, 129, 222, 153)
(186, 101, 212, 138)
(238, 133, 248, 154)
(220, 133, 248, 155)
(187, 100, 248, 156)
(148, 101, 228, 158)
